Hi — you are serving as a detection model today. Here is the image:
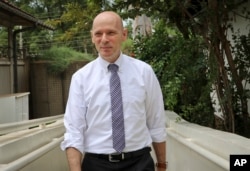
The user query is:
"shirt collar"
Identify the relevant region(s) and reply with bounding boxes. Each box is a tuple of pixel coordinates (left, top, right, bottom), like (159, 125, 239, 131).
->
(98, 53, 124, 73)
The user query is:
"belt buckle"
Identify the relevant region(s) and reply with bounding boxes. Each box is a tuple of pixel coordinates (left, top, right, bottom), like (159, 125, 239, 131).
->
(108, 153, 124, 162)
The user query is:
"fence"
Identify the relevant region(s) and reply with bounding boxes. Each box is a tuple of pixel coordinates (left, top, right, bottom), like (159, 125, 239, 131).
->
(0, 47, 89, 119)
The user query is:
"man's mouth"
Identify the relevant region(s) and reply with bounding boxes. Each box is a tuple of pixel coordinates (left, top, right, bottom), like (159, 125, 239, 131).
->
(101, 46, 111, 49)
(101, 47, 112, 51)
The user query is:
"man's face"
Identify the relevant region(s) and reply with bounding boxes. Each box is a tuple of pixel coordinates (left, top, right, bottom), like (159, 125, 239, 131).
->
(91, 13, 127, 63)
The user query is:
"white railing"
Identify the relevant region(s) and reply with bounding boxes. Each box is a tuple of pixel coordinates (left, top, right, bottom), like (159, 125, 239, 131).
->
(0, 114, 63, 135)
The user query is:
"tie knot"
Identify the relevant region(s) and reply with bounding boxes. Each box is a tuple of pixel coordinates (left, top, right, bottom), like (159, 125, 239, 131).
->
(108, 64, 119, 73)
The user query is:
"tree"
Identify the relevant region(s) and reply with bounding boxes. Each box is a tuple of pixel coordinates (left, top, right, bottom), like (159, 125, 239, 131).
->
(7, 0, 102, 54)
(46, 0, 103, 53)
(113, 0, 250, 137)
(133, 20, 215, 128)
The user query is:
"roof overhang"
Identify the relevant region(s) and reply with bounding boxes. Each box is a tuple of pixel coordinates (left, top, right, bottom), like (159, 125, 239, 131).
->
(0, 0, 54, 30)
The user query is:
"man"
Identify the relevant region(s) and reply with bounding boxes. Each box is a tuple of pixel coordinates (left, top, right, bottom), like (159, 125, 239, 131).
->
(61, 11, 167, 171)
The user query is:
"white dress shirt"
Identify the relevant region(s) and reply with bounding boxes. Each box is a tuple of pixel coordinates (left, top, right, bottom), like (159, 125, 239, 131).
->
(61, 53, 166, 154)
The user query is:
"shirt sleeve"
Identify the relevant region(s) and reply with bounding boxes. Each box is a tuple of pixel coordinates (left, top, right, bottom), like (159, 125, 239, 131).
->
(144, 65, 167, 142)
(60, 73, 87, 154)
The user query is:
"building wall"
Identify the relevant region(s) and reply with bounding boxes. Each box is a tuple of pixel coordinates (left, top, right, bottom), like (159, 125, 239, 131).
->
(0, 92, 29, 124)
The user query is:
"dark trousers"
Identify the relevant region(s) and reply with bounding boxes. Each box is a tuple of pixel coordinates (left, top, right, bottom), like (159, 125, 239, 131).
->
(81, 151, 155, 171)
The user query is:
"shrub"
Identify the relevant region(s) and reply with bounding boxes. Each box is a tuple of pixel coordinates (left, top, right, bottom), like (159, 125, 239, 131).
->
(38, 46, 94, 74)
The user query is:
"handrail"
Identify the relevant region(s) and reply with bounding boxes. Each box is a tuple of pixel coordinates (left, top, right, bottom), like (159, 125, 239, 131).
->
(0, 114, 64, 135)
(1, 136, 64, 171)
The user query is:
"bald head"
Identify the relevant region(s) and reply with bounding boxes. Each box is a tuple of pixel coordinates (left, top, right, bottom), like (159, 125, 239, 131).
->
(92, 11, 124, 31)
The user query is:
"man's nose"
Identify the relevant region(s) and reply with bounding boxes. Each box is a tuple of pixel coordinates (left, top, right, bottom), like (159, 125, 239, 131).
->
(101, 34, 108, 42)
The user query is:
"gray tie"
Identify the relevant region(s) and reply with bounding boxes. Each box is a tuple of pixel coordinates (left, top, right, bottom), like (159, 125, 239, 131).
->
(108, 64, 125, 153)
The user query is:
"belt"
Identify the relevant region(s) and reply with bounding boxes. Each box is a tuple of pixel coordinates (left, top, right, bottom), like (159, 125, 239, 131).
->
(85, 147, 151, 162)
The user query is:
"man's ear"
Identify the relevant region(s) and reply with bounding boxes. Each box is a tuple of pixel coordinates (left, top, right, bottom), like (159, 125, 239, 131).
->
(90, 30, 95, 43)
(122, 28, 128, 40)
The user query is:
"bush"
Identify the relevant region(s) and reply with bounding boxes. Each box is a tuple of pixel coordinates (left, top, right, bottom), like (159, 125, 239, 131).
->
(38, 46, 94, 74)
(133, 20, 215, 127)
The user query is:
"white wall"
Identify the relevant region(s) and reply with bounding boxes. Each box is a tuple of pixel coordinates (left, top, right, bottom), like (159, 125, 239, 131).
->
(0, 119, 67, 171)
(1, 111, 250, 171)
(165, 111, 250, 171)
(0, 92, 29, 124)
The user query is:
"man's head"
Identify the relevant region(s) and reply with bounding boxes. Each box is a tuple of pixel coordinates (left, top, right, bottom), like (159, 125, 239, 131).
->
(91, 11, 127, 63)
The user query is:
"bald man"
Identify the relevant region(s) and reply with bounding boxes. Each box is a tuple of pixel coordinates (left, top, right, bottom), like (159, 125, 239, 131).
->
(61, 11, 167, 171)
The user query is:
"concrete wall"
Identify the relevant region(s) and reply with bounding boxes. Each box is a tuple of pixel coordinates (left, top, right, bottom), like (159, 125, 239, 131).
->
(166, 111, 250, 171)
(0, 119, 67, 171)
(0, 92, 29, 124)
(19, 145, 68, 171)
(1, 111, 250, 171)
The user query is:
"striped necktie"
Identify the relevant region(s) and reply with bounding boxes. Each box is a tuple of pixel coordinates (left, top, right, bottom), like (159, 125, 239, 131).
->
(108, 64, 125, 153)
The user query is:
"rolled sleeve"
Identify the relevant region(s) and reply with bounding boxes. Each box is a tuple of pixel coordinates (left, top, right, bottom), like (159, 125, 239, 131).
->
(149, 127, 167, 142)
(60, 132, 84, 154)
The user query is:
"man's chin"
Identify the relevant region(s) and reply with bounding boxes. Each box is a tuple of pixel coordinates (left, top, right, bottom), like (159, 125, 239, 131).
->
(100, 54, 111, 58)
(100, 54, 118, 63)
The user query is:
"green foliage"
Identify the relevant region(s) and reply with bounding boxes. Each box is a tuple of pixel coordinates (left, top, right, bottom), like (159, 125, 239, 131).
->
(167, 35, 215, 127)
(164, 76, 182, 110)
(38, 46, 94, 74)
(231, 31, 250, 135)
(122, 39, 134, 56)
(113, 0, 168, 20)
(113, 0, 250, 137)
(7, 0, 101, 55)
(133, 20, 214, 127)
(0, 28, 8, 47)
(232, 31, 250, 86)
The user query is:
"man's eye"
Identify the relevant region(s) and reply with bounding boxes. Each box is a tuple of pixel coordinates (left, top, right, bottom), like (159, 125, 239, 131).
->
(95, 33, 102, 37)
(108, 32, 115, 35)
